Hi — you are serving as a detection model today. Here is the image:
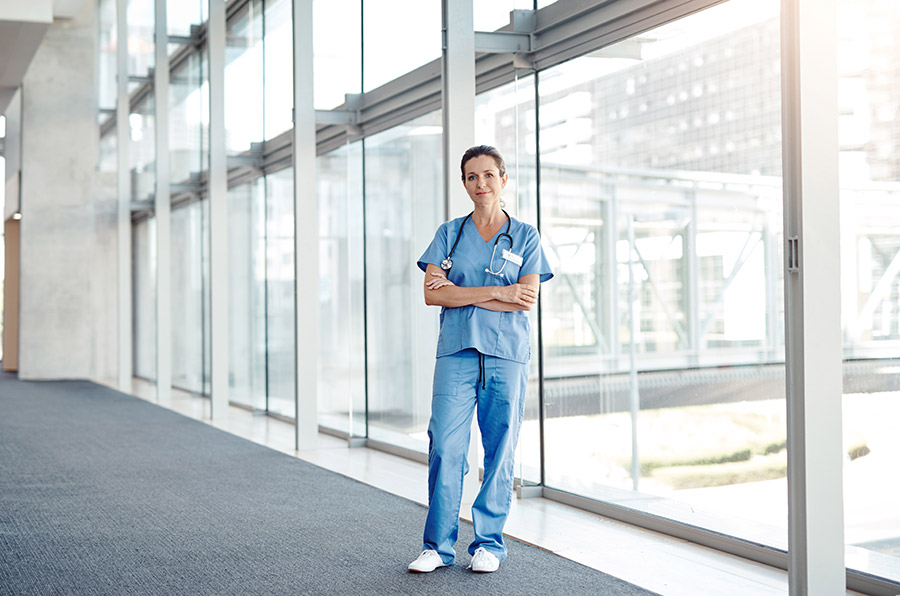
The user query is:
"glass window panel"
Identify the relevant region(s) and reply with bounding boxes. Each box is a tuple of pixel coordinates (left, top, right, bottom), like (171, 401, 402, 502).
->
(171, 202, 205, 393)
(539, 0, 786, 549)
(130, 97, 155, 202)
(169, 52, 203, 183)
(264, 0, 296, 138)
(133, 217, 157, 380)
(128, 0, 154, 76)
(264, 168, 297, 417)
(318, 143, 366, 435)
(363, 0, 440, 92)
(839, 0, 900, 580)
(167, 0, 202, 37)
(365, 111, 443, 451)
(229, 180, 268, 410)
(474, 0, 533, 33)
(475, 75, 541, 485)
(313, 0, 361, 109)
(225, 0, 264, 155)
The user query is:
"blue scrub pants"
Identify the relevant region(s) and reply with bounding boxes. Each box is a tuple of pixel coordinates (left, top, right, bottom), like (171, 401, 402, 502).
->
(423, 348, 528, 564)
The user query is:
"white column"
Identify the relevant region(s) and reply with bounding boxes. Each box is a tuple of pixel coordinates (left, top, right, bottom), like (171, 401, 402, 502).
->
(292, 0, 318, 450)
(208, 0, 229, 418)
(442, 0, 479, 505)
(116, 0, 132, 391)
(154, 0, 171, 401)
(781, 0, 845, 593)
(442, 0, 475, 219)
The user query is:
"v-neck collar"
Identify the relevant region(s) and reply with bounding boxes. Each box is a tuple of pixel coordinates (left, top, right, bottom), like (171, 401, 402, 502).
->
(468, 210, 511, 244)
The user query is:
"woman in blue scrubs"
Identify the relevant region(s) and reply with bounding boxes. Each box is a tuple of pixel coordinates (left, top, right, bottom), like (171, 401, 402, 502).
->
(409, 146, 553, 574)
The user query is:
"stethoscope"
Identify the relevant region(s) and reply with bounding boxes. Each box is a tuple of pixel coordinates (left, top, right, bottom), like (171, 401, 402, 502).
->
(441, 209, 513, 277)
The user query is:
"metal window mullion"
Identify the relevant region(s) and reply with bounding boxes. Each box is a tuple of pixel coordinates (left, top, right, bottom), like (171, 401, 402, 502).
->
(154, 0, 172, 401)
(117, 0, 133, 391)
(208, 0, 229, 418)
(292, 0, 318, 450)
(781, 0, 845, 593)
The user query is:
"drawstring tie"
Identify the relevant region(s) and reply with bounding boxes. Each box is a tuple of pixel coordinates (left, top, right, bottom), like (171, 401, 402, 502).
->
(477, 352, 486, 390)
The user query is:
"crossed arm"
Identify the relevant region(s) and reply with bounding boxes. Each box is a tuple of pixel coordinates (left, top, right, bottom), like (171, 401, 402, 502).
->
(422, 263, 539, 311)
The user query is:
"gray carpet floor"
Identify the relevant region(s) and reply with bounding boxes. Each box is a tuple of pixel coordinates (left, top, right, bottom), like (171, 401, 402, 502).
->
(0, 371, 658, 595)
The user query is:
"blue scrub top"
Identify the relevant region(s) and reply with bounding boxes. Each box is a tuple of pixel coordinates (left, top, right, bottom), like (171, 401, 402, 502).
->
(417, 214, 553, 364)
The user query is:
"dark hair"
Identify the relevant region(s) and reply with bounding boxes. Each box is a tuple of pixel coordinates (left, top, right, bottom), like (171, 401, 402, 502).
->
(460, 145, 506, 181)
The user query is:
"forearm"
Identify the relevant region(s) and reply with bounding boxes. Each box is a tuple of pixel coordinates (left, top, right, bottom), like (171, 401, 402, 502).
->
(425, 284, 500, 308)
(474, 300, 530, 312)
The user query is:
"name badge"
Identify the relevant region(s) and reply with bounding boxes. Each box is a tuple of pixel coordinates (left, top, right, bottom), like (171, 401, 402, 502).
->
(502, 249, 523, 266)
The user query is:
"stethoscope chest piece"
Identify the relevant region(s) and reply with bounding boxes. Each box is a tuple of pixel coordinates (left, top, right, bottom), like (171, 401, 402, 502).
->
(441, 258, 453, 271)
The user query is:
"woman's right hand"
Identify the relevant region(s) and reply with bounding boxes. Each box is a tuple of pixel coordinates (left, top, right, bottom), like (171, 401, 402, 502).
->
(495, 283, 538, 308)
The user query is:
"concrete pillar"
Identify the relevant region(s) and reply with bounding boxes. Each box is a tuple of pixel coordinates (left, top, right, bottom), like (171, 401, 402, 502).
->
(18, 0, 118, 380)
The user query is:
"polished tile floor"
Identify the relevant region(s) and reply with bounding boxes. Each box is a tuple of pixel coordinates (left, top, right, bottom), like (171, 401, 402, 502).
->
(103, 379, 862, 596)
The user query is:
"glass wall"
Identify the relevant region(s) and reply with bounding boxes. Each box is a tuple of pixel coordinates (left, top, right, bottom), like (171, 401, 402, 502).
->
(838, 0, 900, 576)
(362, 0, 440, 91)
(169, 51, 204, 183)
(225, 0, 264, 155)
(264, 0, 294, 138)
(228, 181, 267, 411)
(364, 112, 443, 450)
(538, 0, 787, 547)
(313, 0, 361, 110)
(264, 169, 297, 417)
(171, 202, 205, 392)
(318, 144, 366, 435)
(133, 217, 156, 380)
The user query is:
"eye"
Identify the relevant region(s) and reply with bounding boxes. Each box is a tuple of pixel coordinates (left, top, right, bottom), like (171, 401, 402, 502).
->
(486, 173, 493, 178)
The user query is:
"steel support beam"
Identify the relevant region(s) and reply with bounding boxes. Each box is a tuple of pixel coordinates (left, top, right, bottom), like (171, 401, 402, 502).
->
(208, 0, 229, 419)
(292, 0, 318, 451)
(116, 0, 132, 391)
(154, 0, 172, 401)
(781, 0, 845, 592)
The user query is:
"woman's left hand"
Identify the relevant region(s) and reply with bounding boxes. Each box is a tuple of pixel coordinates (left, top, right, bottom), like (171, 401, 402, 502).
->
(426, 271, 456, 290)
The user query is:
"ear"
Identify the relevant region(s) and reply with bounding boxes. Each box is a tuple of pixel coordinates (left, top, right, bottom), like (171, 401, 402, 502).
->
(501, 173, 508, 188)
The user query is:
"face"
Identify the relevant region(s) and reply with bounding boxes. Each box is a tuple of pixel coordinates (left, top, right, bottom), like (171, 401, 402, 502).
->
(462, 155, 507, 207)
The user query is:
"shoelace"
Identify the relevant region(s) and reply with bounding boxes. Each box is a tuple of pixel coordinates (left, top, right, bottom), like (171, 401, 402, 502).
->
(467, 547, 488, 569)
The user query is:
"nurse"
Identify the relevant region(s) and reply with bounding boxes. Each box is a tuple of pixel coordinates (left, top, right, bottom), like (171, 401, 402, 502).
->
(408, 145, 553, 573)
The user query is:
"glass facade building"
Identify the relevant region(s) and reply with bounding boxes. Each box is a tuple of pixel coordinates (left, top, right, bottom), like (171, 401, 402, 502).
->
(90, 0, 900, 591)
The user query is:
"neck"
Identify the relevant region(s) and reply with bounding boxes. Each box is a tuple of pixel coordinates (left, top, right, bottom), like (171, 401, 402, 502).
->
(471, 203, 504, 228)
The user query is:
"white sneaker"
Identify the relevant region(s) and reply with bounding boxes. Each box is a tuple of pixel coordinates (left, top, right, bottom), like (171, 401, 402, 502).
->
(408, 549, 449, 573)
(467, 547, 500, 573)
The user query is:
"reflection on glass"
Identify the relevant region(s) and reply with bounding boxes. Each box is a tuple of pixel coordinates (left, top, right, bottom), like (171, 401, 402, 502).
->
(229, 180, 267, 410)
(539, 0, 786, 547)
(264, 0, 295, 138)
(127, 0, 154, 75)
(265, 169, 297, 417)
(225, 0, 264, 155)
(169, 52, 203, 183)
(317, 144, 366, 435)
(474, 0, 534, 32)
(130, 97, 155, 201)
(167, 0, 202, 38)
(133, 217, 156, 380)
(363, 0, 440, 92)
(838, 0, 900, 574)
(313, 0, 361, 110)
(365, 112, 443, 450)
(171, 202, 204, 392)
